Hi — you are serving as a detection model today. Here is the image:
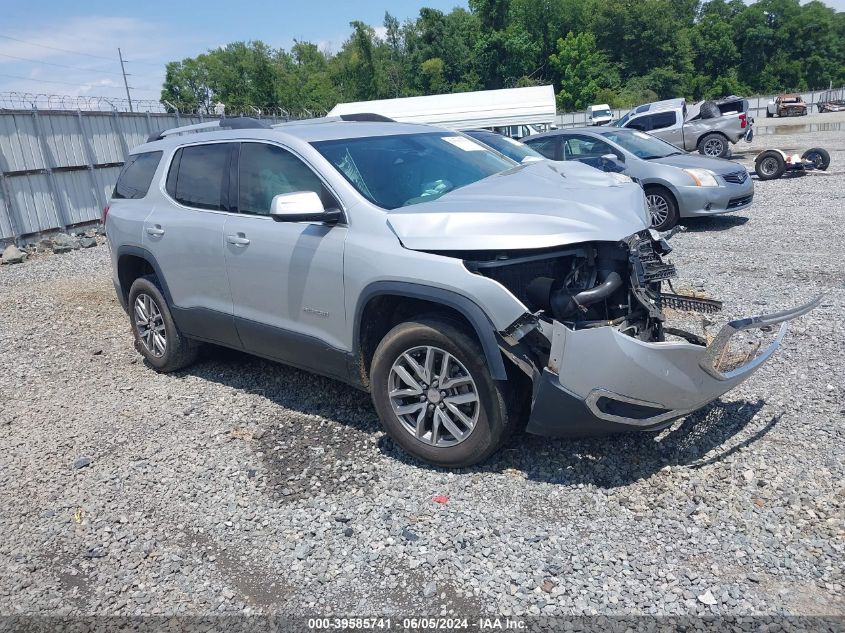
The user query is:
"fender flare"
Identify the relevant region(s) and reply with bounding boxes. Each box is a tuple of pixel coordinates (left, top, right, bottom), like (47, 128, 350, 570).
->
(354, 281, 509, 380)
(115, 245, 175, 306)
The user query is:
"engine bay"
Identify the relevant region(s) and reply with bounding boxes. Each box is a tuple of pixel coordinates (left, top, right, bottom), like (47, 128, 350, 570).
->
(464, 230, 678, 344)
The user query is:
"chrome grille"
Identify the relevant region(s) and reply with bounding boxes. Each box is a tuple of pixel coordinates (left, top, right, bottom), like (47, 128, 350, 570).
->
(723, 170, 749, 184)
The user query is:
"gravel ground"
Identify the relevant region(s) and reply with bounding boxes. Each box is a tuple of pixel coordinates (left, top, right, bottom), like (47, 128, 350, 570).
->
(1, 129, 843, 621)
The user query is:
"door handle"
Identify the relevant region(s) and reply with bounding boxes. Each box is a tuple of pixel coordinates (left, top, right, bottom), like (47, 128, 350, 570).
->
(146, 226, 165, 237)
(226, 234, 250, 246)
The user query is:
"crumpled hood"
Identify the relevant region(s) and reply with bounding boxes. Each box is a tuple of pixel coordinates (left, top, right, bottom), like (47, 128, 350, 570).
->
(651, 153, 745, 175)
(387, 162, 648, 252)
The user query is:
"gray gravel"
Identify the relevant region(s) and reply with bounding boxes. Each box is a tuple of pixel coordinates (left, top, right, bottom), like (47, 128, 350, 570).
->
(0, 129, 843, 619)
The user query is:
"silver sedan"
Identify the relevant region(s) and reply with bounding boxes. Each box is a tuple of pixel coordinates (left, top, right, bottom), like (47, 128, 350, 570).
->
(523, 127, 754, 231)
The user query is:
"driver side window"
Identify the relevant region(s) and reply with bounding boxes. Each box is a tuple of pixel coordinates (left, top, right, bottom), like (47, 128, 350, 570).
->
(237, 143, 337, 216)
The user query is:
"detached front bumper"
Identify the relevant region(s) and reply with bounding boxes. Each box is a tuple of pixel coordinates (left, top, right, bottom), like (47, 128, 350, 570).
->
(526, 295, 821, 437)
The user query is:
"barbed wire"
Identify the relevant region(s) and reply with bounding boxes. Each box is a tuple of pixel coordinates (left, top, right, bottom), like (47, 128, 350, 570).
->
(0, 91, 328, 119)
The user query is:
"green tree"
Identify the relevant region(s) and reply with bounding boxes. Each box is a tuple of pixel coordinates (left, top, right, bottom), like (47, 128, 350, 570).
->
(549, 32, 619, 110)
(160, 57, 213, 113)
(159, 0, 845, 115)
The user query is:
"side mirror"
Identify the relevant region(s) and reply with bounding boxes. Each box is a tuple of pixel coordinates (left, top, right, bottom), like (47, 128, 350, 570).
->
(269, 191, 341, 224)
(599, 154, 626, 173)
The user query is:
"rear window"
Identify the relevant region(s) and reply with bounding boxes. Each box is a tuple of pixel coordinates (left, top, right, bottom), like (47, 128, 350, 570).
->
(166, 144, 232, 211)
(113, 151, 162, 199)
(648, 111, 676, 130)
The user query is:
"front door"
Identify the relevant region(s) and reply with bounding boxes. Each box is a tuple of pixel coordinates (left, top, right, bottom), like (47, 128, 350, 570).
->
(223, 142, 349, 378)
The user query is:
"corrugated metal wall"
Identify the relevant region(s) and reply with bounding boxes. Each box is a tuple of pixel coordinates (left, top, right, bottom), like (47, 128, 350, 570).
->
(0, 109, 249, 242)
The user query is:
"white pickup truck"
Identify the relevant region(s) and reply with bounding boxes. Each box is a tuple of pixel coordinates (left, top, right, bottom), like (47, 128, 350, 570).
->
(614, 96, 753, 158)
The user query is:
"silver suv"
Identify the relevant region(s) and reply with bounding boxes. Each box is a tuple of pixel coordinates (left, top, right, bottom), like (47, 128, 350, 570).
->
(106, 116, 817, 468)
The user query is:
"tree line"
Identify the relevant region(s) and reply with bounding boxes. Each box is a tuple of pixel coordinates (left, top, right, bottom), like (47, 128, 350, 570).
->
(160, 0, 845, 115)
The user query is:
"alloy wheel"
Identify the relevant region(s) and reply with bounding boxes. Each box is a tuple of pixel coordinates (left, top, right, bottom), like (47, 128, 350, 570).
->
(134, 293, 167, 357)
(388, 345, 479, 447)
(646, 194, 670, 227)
(703, 138, 725, 156)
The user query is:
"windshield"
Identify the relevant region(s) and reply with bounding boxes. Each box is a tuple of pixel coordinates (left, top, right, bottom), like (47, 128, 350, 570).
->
(597, 129, 684, 159)
(463, 131, 544, 163)
(612, 111, 631, 127)
(312, 132, 513, 210)
(592, 109, 612, 117)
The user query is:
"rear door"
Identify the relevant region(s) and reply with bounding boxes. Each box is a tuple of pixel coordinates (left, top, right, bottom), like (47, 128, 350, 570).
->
(143, 142, 240, 347)
(222, 141, 349, 378)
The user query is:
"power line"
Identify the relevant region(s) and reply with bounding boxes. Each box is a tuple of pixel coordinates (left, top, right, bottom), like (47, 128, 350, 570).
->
(0, 33, 168, 68)
(0, 72, 156, 91)
(0, 52, 125, 76)
(0, 33, 116, 61)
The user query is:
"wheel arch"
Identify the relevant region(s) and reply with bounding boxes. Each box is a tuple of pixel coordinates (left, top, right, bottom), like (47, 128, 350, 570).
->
(642, 181, 680, 208)
(353, 282, 509, 386)
(696, 130, 729, 149)
(116, 246, 174, 309)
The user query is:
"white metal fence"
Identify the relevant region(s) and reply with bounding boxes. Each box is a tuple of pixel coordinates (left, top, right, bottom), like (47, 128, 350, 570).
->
(0, 109, 285, 243)
(555, 88, 843, 127)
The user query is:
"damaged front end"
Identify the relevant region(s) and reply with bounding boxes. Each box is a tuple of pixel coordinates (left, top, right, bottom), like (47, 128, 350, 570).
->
(465, 230, 820, 436)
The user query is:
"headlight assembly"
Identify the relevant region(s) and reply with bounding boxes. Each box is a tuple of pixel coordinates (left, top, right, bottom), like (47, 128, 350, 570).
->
(683, 168, 719, 187)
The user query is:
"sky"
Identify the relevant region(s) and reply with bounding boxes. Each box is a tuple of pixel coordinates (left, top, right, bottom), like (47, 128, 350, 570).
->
(0, 0, 842, 103)
(0, 0, 468, 102)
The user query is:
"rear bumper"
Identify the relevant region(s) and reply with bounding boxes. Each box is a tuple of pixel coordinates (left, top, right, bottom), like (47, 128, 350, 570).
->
(526, 296, 821, 436)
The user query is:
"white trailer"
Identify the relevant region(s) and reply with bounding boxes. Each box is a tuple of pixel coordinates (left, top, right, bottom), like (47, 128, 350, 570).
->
(327, 85, 557, 138)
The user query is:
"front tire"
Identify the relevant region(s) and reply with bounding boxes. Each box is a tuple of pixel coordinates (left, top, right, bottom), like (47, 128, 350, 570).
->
(644, 186, 679, 231)
(370, 318, 518, 468)
(128, 275, 199, 372)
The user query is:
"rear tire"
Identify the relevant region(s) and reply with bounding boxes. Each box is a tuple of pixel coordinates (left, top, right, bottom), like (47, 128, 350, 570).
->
(128, 275, 199, 372)
(755, 150, 786, 181)
(802, 147, 830, 171)
(644, 186, 679, 231)
(698, 133, 729, 158)
(370, 317, 519, 468)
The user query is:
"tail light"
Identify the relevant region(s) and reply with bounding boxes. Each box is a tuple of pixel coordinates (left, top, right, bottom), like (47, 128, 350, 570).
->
(102, 205, 110, 225)
(739, 113, 747, 128)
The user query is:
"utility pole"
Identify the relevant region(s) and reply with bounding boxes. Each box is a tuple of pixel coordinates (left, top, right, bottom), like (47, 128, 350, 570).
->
(118, 48, 133, 112)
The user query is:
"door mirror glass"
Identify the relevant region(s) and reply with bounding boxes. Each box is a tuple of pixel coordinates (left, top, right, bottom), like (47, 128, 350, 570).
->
(269, 191, 339, 223)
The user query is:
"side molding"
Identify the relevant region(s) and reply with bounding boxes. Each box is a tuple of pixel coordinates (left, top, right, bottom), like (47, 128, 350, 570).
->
(355, 281, 508, 380)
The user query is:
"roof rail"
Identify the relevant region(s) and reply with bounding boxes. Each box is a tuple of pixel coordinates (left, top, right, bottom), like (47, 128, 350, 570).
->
(146, 116, 271, 143)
